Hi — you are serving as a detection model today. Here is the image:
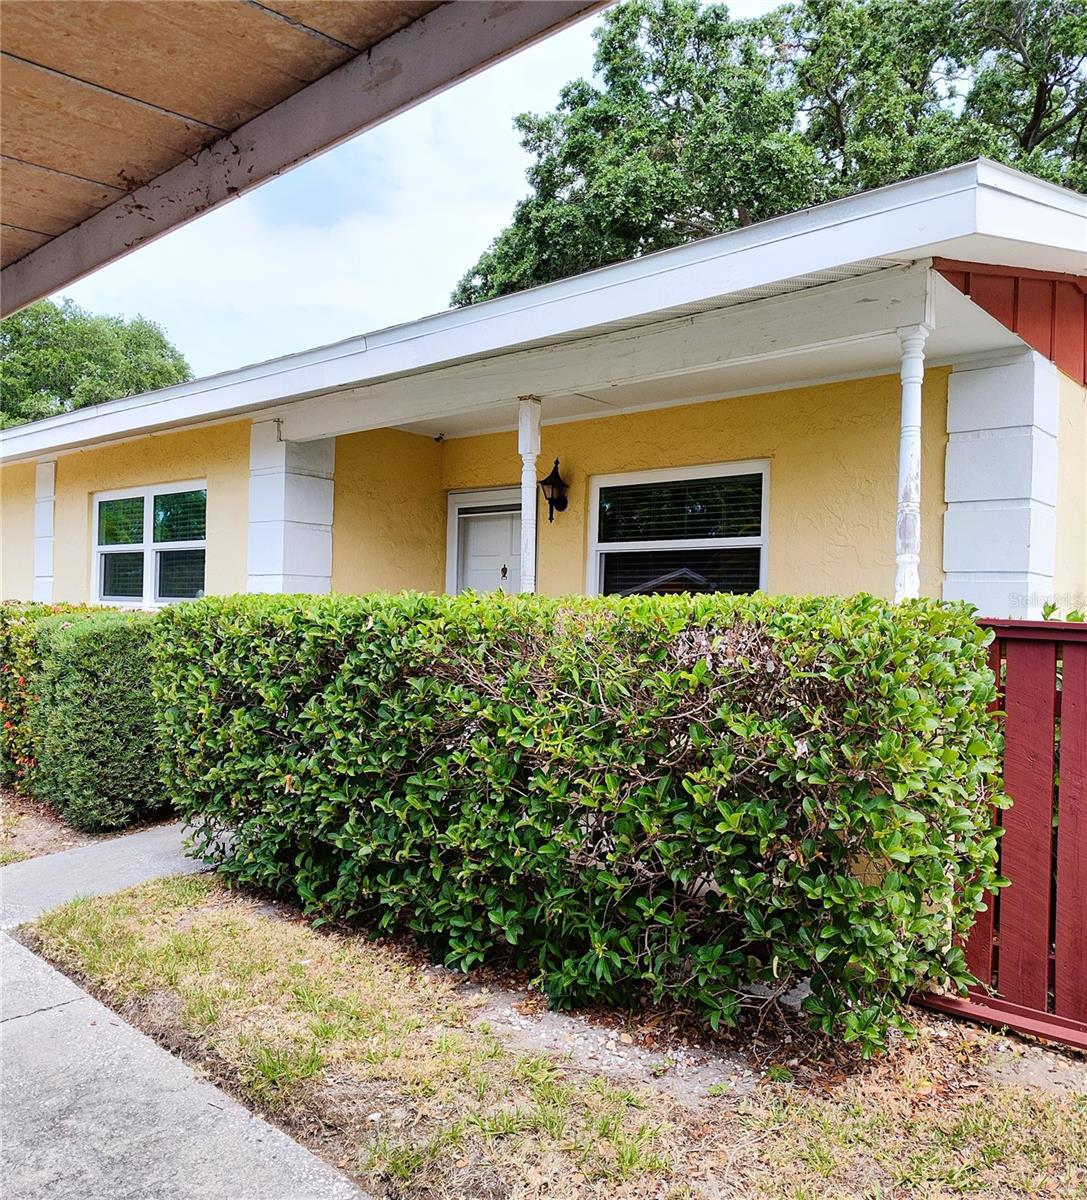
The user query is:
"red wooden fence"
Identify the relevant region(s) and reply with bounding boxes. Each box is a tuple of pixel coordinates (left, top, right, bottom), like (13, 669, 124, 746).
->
(919, 619, 1087, 1050)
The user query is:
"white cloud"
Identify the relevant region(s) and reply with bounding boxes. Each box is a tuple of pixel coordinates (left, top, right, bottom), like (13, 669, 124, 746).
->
(56, 1, 781, 378)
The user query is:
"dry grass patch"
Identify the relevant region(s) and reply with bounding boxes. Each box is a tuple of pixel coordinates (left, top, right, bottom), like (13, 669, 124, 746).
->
(30, 875, 1086, 1199)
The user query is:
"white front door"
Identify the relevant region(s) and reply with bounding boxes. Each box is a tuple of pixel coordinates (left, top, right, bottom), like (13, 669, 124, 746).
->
(457, 507, 521, 593)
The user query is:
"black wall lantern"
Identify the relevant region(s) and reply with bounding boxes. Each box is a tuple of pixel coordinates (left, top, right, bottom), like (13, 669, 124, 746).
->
(538, 458, 568, 523)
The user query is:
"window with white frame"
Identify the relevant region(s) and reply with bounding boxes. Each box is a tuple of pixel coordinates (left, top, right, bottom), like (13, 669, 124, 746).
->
(588, 461, 768, 595)
(94, 482, 207, 605)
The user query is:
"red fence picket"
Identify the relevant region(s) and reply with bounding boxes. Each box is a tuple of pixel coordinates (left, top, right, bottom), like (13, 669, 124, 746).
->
(919, 619, 1087, 1050)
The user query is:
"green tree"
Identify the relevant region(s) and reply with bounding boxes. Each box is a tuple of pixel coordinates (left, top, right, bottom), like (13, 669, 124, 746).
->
(453, 0, 1086, 305)
(0, 298, 191, 429)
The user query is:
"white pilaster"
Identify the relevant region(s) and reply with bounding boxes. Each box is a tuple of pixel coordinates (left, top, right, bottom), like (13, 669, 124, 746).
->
(247, 420, 335, 594)
(32, 460, 55, 602)
(517, 396, 541, 594)
(943, 353, 1059, 619)
(894, 324, 930, 602)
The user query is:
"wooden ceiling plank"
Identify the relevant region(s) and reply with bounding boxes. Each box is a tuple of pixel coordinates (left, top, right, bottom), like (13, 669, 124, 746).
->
(1, 1, 606, 308)
(2, 58, 216, 189)
(1, 225, 51, 269)
(1, 52, 226, 132)
(0, 0, 358, 129)
(1, 157, 124, 237)
(1, 155, 128, 195)
(239, 0, 362, 53)
(257, 1, 443, 50)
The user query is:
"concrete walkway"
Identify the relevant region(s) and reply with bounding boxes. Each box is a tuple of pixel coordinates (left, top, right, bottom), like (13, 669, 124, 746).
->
(0, 821, 203, 929)
(1, 826, 362, 1200)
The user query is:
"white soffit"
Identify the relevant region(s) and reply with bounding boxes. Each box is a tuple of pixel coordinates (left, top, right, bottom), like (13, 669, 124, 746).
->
(1, 158, 1083, 463)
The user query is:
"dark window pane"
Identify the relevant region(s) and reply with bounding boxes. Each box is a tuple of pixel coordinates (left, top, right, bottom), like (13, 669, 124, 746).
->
(98, 497, 144, 545)
(601, 547, 761, 595)
(154, 489, 206, 542)
(598, 473, 762, 543)
(101, 552, 144, 599)
(157, 549, 205, 600)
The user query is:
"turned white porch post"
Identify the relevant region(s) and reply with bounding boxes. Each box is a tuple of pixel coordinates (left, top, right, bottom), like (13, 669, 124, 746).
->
(517, 395, 541, 593)
(894, 323, 930, 602)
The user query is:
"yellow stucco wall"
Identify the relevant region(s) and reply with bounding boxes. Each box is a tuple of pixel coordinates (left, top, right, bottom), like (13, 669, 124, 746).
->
(3, 371, 948, 605)
(50, 421, 251, 603)
(1055, 371, 1087, 606)
(332, 428, 445, 593)
(438, 371, 949, 599)
(1, 460, 36, 600)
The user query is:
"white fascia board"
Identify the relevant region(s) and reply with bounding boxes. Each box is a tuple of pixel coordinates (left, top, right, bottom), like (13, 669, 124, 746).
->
(0, 1, 606, 317)
(2, 159, 1083, 464)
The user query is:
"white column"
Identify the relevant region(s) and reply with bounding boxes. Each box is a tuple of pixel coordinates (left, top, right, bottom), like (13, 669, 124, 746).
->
(943, 352, 1058, 618)
(32, 459, 55, 602)
(894, 324, 930, 602)
(517, 396, 541, 594)
(247, 419, 335, 593)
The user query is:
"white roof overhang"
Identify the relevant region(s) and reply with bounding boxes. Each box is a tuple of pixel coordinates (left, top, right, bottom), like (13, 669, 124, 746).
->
(2, 158, 1083, 463)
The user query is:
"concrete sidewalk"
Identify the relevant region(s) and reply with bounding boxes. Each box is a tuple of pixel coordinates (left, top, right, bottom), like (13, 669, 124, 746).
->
(1, 825, 363, 1200)
(0, 821, 202, 929)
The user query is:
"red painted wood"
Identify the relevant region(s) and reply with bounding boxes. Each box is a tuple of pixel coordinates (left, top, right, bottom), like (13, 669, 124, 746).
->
(999, 639, 1057, 1010)
(1053, 281, 1086, 384)
(934, 259, 1087, 289)
(918, 621, 1087, 1049)
(1017, 277, 1055, 359)
(917, 992, 1087, 1051)
(1055, 641, 1087, 1021)
(964, 637, 1002, 986)
(979, 621, 1087, 643)
(968, 273, 1017, 329)
(933, 260, 1087, 384)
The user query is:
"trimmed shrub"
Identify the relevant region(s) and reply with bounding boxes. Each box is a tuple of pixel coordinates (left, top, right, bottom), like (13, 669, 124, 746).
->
(28, 610, 169, 831)
(0, 600, 89, 788)
(155, 591, 1005, 1054)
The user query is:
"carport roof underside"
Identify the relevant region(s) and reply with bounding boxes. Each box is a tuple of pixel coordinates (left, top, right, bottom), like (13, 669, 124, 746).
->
(0, 158, 1084, 465)
(0, 0, 604, 315)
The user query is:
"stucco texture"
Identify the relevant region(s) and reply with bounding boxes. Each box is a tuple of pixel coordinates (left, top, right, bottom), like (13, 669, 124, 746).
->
(436, 371, 949, 599)
(49, 421, 250, 603)
(332, 428, 444, 594)
(1, 461, 36, 600)
(1055, 372, 1087, 606)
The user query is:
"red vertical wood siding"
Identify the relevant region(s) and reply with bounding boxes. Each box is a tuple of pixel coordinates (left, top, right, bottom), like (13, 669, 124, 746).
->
(933, 260, 1087, 385)
(1055, 641, 1087, 1021)
(999, 638, 1057, 1010)
(918, 620, 1087, 1051)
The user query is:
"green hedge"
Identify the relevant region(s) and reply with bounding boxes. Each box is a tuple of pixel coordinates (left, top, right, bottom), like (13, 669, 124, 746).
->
(0, 601, 88, 788)
(156, 591, 1005, 1054)
(0, 601, 167, 831)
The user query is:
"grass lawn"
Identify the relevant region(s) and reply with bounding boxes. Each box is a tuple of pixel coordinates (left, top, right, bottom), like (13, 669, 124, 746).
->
(29, 874, 1086, 1199)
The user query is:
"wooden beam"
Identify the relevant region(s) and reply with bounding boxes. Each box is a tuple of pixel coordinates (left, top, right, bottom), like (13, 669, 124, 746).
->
(0, 1, 605, 316)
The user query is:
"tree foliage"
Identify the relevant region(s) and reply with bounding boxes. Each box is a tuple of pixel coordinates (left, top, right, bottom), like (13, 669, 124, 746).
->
(0, 298, 191, 428)
(453, 0, 1086, 304)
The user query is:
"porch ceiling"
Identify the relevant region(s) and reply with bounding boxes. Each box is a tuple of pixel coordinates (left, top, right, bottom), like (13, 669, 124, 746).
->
(0, 0, 603, 315)
(392, 273, 1026, 438)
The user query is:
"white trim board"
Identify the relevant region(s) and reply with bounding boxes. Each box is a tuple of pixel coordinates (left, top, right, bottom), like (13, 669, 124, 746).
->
(3, 159, 1083, 464)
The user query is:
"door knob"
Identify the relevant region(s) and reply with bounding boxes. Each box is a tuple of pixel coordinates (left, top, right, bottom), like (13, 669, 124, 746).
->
(500, 564, 508, 580)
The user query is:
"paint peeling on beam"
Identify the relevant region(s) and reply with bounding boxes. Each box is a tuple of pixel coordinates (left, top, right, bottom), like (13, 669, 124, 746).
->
(0, 1, 606, 317)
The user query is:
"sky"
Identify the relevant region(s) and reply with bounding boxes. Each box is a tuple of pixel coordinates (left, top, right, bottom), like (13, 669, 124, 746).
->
(56, 2, 779, 379)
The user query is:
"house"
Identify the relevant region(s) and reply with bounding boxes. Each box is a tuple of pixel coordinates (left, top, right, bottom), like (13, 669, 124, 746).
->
(2, 160, 1085, 619)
